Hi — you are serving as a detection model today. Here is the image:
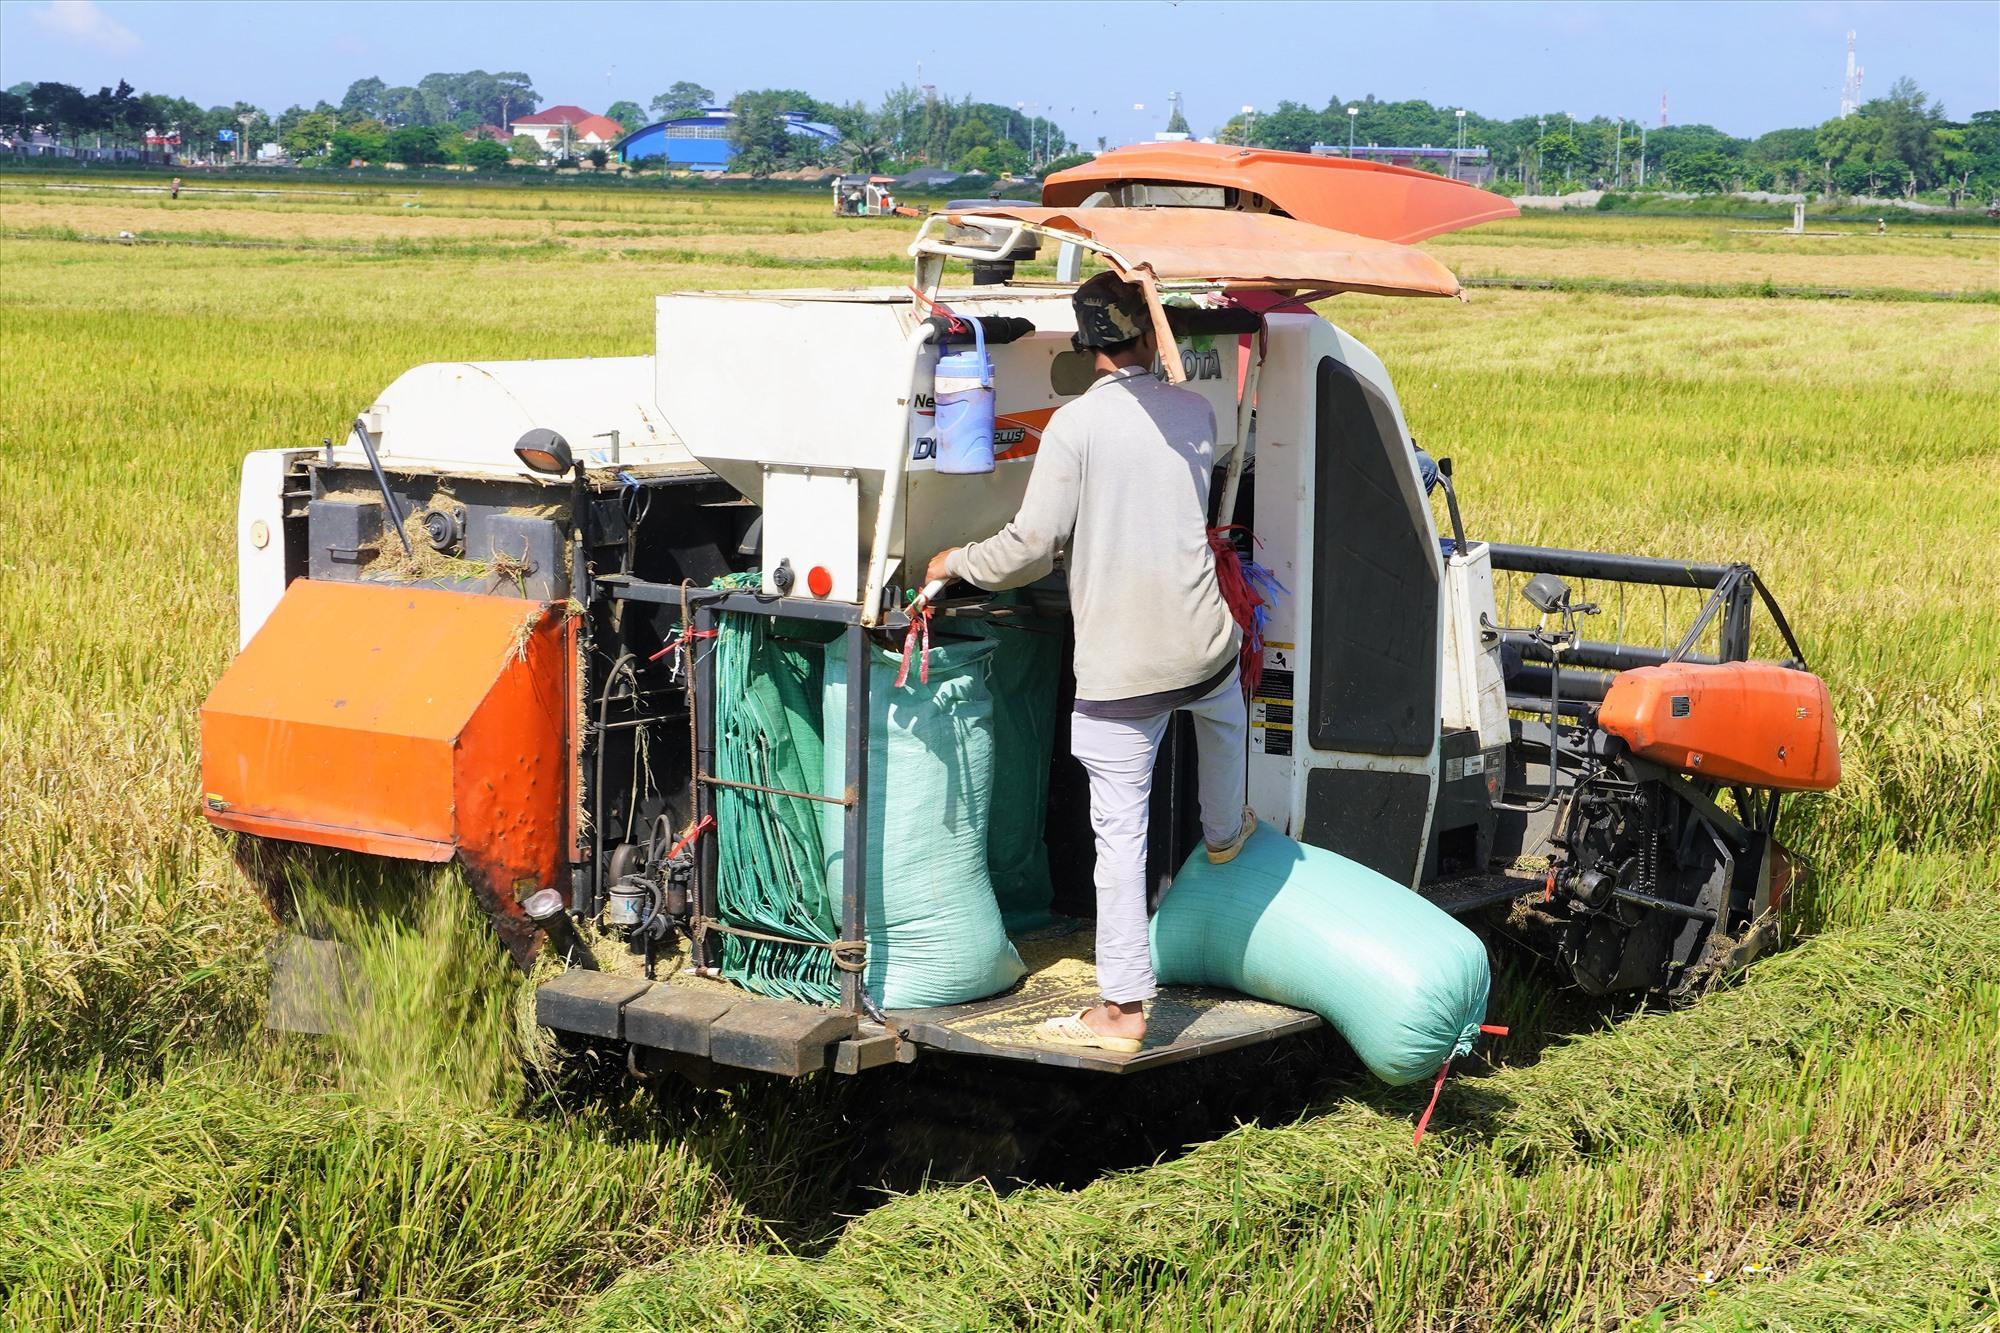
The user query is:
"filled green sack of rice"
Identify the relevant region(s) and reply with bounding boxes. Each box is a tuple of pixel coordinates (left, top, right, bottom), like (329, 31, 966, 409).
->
(962, 610, 1064, 933)
(821, 637, 1027, 1009)
(1150, 822, 1490, 1085)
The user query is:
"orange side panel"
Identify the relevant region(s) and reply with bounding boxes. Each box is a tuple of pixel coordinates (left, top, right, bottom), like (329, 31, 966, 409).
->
(200, 579, 569, 958)
(1599, 661, 1841, 792)
(1041, 141, 1519, 244)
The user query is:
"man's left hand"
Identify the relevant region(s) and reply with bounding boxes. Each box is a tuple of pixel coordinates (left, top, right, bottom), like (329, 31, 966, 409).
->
(924, 549, 958, 588)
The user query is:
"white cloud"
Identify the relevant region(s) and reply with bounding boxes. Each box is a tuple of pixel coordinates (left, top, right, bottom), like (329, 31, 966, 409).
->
(28, 0, 140, 57)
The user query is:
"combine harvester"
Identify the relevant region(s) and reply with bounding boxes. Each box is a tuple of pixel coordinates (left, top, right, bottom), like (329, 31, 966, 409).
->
(832, 174, 921, 218)
(202, 143, 1839, 1085)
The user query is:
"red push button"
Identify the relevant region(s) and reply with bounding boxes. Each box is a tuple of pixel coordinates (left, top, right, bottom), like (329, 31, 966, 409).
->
(806, 565, 834, 598)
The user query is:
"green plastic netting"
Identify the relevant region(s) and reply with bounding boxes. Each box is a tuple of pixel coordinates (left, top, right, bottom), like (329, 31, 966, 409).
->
(709, 583, 844, 1003)
(709, 581, 1055, 1007)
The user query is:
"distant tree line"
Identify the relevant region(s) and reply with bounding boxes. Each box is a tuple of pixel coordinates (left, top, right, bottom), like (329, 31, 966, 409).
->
(6, 66, 1990, 201)
(713, 83, 1073, 177)
(1214, 80, 2000, 205)
(0, 69, 545, 168)
(0, 69, 1079, 179)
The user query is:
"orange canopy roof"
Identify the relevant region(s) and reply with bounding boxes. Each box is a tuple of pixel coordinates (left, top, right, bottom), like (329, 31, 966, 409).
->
(1042, 141, 1518, 245)
(943, 206, 1463, 299)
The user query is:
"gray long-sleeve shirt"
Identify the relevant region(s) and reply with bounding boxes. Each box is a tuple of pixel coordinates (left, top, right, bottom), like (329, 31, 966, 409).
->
(946, 366, 1239, 702)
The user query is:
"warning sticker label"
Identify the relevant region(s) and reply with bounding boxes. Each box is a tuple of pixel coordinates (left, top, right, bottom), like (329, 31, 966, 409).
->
(1252, 661, 1296, 757)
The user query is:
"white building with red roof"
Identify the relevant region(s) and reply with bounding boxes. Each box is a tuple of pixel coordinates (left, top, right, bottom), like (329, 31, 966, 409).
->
(508, 105, 626, 155)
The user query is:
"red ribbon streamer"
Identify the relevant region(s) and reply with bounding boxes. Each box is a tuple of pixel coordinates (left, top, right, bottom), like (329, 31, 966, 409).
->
(895, 602, 933, 688)
(1207, 525, 1264, 699)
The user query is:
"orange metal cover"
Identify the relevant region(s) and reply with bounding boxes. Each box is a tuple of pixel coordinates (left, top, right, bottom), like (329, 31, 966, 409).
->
(947, 205, 1462, 298)
(1598, 661, 1841, 792)
(200, 579, 569, 957)
(1041, 141, 1519, 244)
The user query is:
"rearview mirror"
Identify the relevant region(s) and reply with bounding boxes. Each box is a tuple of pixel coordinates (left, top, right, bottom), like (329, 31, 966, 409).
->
(1522, 573, 1571, 614)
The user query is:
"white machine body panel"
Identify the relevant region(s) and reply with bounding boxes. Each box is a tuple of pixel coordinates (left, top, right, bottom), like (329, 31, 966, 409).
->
(759, 467, 861, 601)
(236, 447, 313, 648)
(339, 356, 694, 480)
(1244, 314, 1442, 885)
(1440, 543, 1510, 750)
(656, 286, 1239, 604)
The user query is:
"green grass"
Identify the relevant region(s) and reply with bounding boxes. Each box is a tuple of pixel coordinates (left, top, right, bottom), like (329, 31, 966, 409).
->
(587, 897, 2000, 1331)
(1, 175, 1995, 1330)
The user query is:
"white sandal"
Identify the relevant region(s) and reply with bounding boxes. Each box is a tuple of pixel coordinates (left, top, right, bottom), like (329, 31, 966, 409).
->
(1034, 1009, 1143, 1053)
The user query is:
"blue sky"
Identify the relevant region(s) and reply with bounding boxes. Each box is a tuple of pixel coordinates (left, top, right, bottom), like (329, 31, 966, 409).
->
(2, 0, 1995, 141)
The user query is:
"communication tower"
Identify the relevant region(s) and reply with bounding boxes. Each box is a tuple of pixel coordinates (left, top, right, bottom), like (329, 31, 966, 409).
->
(1840, 31, 1865, 118)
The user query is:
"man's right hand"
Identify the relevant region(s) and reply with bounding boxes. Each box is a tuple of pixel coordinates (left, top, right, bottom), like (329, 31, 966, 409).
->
(924, 548, 959, 588)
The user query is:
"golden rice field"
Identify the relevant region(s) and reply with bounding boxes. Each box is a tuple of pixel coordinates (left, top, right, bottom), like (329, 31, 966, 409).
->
(1, 174, 1996, 1331)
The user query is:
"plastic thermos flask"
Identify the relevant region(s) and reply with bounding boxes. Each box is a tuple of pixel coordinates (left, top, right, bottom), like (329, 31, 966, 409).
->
(933, 319, 996, 474)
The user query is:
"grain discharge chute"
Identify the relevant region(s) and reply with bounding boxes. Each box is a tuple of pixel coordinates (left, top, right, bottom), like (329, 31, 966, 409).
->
(201, 143, 1840, 1086)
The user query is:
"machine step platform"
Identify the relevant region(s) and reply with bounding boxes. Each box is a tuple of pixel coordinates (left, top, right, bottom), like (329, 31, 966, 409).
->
(534, 926, 1321, 1078)
(1420, 868, 1544, 917)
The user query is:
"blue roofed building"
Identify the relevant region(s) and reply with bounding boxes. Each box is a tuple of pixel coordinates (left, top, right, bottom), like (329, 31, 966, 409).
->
(616, 107, 842, 172)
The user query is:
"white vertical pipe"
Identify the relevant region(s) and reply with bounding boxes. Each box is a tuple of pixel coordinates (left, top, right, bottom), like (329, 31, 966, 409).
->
(1217, 331, 1262, 527)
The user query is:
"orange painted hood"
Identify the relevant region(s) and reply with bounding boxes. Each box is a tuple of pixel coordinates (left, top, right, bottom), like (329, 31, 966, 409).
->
(201, 579, 571, 961)
(944, 205, 1462, 299)
(1042, 141, 1518, 244)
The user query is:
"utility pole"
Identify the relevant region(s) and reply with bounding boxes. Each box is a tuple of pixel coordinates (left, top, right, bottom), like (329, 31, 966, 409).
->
(1241, 105, 1256, 146)
(1612, 118, 1621, 186)
(1638, 120, 1646, 187)
(1455, 107, 1465, 180)
(1536, 114, 1545, 189)
(1347, 104, 1358, 154)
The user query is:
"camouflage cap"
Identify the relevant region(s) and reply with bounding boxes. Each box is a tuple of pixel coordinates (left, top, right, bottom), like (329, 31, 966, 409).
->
(1070, 271, 1151, 350)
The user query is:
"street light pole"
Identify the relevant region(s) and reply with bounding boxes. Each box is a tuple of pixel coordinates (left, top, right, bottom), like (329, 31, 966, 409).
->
(1455, 107, 1465, 180)
(1613, 118, 1622, 186)
(1638, 121, 1647, 187)
(1536, 114, 1545, 189)
(1347, 105, 1358, 154)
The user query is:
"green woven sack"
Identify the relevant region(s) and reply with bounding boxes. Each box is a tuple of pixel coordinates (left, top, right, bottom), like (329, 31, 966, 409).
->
(1150, 823, 1490, 1085)
(821, 638, 1027, 1009)
(961, 612, 1064, 933)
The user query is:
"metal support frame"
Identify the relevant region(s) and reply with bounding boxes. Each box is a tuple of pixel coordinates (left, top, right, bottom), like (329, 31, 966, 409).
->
(838, 624, 871, 1013)
(1502, 631, 1716, 673)
(1487, 542, 1734, 590)
(1488, 543, 1808, 670)
(605, 576, 886, 1016)
(690, 603, 718, 972)
(599, 576, 913, 630)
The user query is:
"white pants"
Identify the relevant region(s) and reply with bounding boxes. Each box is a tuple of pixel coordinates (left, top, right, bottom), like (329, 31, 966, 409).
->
(1069, 672, 1248, 1005)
